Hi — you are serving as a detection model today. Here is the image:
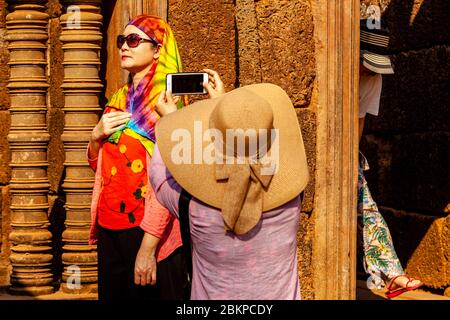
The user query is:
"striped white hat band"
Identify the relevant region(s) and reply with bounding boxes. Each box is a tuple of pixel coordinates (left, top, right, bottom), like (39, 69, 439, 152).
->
(361, 30, 390, 47)
(361, 51, 394, 74)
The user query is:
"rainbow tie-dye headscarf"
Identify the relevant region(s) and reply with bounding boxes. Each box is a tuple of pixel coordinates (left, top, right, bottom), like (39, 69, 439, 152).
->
(106, 15, 184, 156)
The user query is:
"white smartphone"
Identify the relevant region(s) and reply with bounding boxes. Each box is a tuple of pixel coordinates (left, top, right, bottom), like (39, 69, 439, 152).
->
(166, 72, 208, 95)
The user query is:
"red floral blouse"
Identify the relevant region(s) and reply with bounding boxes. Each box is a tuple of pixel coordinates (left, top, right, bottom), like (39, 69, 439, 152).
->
(97, 132, 148, 230)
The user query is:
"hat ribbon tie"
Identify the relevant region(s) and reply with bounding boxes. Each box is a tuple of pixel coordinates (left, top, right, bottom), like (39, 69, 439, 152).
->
(215, 162, 274, 235)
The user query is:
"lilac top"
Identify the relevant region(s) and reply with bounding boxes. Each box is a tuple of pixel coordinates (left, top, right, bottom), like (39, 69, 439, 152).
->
(150, 144, 302, 300)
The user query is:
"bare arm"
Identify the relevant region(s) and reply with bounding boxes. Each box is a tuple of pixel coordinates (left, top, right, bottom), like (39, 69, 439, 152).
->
(134, 232, 160, 286)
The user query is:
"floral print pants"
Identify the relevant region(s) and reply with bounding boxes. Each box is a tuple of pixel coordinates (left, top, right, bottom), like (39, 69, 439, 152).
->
(357, 153, 404, 289)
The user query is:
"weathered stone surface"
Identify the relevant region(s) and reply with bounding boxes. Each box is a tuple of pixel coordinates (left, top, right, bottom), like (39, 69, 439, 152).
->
(48, 107, 65, 193)
(168, 0, 236, 92)
(0, 0, 6, 29)
(296, 108, 316, 213)
(6, 1, 54, 295)
(256, 0, 315, 107)
(0, 187, 1, 248)
(361, 0, 450, 52)
(444, 217, 450, 284)
(48, 18, 65, 193)
(365, 45, 449, 134)
(380, 207, 449, 289)
(235, 0, 261, 86)
(0, 110, 11, 185)
(0, 28, 9, 112)
(297, 211, 314, 299)
(296, 107, 316, 300)
(1, 186, 10, 251)
(362, 132, 450, 215)
(0, 265, 8, 285)
(0, 186, 11, 286)
(445, 287, 450, 297)
(47, 0, 62, 18)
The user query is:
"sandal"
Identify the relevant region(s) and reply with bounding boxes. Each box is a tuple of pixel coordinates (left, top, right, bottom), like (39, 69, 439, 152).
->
(385, 275, 423, 299)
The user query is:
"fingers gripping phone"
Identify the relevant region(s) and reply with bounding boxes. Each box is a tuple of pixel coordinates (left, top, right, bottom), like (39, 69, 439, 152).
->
(166, 72, 208, 95)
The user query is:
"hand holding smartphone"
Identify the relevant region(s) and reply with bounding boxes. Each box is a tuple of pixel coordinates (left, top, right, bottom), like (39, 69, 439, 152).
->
(166, 72, 209, 95)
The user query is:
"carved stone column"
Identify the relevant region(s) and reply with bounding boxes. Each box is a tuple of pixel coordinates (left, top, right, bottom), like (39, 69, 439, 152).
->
(5, 0, 53, 295)
(310, 0, 360, 299)
(59, 0, 102, 294)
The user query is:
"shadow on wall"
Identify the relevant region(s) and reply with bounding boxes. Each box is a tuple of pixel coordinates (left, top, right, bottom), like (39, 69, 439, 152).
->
(360, 0, 449, 285)
(48, 197, 66, 290)
(362, 0, 449, 215)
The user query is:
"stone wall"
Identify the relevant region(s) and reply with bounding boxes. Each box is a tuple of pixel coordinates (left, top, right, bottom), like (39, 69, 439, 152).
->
(360, 0, 450, 291)
(168, 0, 317, 299)
(0, 0, 316, 298)
(0, 0, 87, 292)
(46, 0, 66, 291)
(0, 0, 10, 285)
(2, 0, 445, 298)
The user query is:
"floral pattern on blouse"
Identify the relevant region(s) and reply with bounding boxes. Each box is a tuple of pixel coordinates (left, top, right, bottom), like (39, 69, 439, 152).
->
(97, 132, 148, 228)
(357, 152, 404, 288)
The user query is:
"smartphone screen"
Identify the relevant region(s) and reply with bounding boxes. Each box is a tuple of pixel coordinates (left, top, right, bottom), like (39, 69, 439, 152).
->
(168, 73, 207, 95)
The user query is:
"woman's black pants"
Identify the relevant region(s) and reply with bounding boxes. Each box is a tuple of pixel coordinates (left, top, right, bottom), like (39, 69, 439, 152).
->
(97, 225, 190, 301)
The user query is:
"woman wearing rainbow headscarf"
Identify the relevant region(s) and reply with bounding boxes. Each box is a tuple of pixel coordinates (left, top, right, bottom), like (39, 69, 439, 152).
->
(86, 15, 190, 301)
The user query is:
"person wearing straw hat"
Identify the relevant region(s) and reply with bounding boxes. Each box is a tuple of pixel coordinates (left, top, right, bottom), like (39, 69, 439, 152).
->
(358, 19, 422, 299)
(150, 83, 309, 299)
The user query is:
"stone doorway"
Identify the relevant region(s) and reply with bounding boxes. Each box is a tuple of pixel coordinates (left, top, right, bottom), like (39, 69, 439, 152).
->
(1, 0, 362, 299)
(100, 0, 362, 300)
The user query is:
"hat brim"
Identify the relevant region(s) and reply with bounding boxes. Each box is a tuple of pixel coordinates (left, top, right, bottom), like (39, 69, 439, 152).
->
(155, 83, 309, 211)
(361, 50, 394, 74)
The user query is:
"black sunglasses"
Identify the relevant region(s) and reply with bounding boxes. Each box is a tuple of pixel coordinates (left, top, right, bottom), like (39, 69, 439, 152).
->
(116, 33, 158, 49)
